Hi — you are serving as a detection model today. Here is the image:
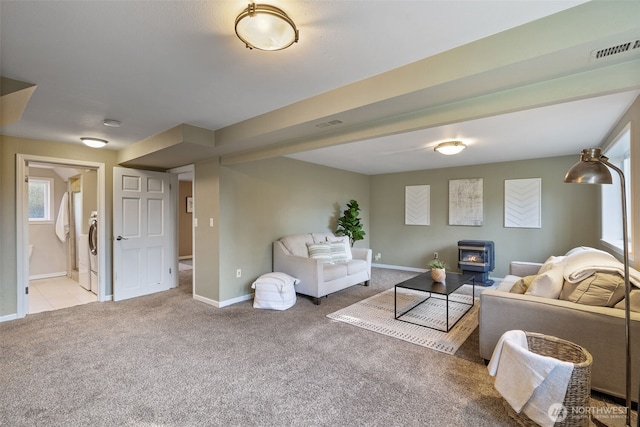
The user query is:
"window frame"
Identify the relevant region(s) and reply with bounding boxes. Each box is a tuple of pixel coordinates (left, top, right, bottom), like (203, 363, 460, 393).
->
(601, 123, 632, 259)
(28, 177, 55, 224)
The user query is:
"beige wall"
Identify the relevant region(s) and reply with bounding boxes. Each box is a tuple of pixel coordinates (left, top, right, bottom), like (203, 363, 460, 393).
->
(370, 156, 601, 278)
(0, 135, 118, 317)
(2, 95, 638, 316)
(217, 157, 370, 302)
(178, 180, 193, 258)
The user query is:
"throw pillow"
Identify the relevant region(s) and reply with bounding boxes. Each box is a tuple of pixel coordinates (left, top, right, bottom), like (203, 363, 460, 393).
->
(509, 275, 537, 294)
(329, 241, 349, 263)
(525, 264, 564, 299)
(560, 272, 626, 306)
(306, 242, 333, 264)
(538, 255, 566, 274)
(327, 236, 353, 261)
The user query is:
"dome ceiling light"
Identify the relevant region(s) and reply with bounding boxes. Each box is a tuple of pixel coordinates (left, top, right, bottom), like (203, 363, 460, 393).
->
(81, 137, 108, 148)
(235, 3, 299, 51)
(434, 141, 467, 155)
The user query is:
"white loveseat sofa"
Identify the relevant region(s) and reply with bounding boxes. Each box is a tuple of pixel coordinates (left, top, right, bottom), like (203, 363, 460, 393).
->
(479, 247, 640, 401)
(273, 232, 372, 304)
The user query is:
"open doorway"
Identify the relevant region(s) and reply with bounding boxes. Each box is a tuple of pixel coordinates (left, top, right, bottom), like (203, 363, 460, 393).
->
(16, 154, 107, 319)
(171, 165, 194, 296)
(27, 163, 99, 313)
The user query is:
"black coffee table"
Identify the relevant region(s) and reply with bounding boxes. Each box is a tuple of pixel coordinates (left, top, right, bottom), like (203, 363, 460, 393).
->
(394, 271, 475, 332)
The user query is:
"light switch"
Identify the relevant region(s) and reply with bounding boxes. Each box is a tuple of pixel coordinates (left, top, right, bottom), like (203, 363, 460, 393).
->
(194, 218, 198, 227)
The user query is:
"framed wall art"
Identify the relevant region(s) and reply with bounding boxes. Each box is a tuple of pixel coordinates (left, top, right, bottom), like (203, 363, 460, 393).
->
(504, 178, 541, 228)
(449, 178, 483, 226)
(405, 185, 430, 225)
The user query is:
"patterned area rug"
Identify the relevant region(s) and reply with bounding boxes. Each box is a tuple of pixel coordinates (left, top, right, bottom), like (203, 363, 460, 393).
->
(327, 285, 479, 355)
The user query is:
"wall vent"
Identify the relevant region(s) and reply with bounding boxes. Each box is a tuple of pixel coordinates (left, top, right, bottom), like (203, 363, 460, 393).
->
(591, 38, 640, 60)
(315, 119, 343, 128)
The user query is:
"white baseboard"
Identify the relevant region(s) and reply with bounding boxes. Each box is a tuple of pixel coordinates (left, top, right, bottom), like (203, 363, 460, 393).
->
(372, 263, 427, 273)
(28, 271, 67, 281)
(0, 313, 19, 323)
(193, 292, 253, 308)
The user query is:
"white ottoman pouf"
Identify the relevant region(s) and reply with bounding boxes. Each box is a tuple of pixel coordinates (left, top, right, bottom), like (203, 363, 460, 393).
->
(251, 272, 299, 310)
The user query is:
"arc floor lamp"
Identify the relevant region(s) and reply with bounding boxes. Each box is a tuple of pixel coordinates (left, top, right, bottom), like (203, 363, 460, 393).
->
(564, 148, 634, 427)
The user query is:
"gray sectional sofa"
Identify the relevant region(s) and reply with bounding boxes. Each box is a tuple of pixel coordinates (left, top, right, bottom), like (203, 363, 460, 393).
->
(480, 256, 640, 401)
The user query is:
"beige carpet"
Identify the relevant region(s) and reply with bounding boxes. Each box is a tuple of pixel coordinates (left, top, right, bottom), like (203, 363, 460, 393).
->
(327, 285, 478, 355)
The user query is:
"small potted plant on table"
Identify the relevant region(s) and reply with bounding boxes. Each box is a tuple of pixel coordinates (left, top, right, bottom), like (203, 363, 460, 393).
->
(428, 259, 446, 282)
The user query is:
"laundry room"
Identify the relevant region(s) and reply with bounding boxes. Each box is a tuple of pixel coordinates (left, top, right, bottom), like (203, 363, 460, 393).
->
(28, 163, 98, 313)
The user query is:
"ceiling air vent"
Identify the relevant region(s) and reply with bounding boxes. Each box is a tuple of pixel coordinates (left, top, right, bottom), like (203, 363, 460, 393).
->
(315, 119, 344, 128)
(591, 38, 640, 60)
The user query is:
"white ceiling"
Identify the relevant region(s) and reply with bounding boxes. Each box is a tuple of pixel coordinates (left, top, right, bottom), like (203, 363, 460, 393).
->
(1, 1, 639, 175)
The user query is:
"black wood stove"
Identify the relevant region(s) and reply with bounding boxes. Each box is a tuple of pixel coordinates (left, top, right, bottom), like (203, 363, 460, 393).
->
(458, 240, 495, 285)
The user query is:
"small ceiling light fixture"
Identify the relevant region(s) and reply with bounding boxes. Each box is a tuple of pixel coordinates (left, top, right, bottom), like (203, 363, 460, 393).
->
(81, 137, 108, 148)
(235, 3, 299, 51)
(103, 119, 121, 128)
(434, 141, 466, 155)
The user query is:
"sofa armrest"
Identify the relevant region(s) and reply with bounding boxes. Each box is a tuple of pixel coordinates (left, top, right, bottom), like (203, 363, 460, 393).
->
(351, 247, 372, 265)
(509, 261, 542, 277)
(273, 241, 323, 297)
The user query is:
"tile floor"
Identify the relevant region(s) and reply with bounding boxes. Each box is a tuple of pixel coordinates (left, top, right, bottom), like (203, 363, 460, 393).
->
(29, 276, 97, 314)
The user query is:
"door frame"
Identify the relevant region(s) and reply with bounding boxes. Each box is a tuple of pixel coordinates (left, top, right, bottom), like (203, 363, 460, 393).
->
(169, 164, 195, 296)
(16, 154, 107, 318)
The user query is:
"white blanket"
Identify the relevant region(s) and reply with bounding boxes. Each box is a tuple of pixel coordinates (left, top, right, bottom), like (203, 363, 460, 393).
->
(562, 247, 640, 287)
(488, 331, 574, 427)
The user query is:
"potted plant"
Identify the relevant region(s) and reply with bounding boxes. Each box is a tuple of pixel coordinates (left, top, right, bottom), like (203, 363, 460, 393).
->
(428, 259, 446, 282)
(336, 199, 365, 247)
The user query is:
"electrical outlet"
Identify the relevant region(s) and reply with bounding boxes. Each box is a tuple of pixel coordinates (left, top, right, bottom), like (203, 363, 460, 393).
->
(434, 252, 438, 259)
(236, 269, 242, 278)
(375, 253, 381, 261)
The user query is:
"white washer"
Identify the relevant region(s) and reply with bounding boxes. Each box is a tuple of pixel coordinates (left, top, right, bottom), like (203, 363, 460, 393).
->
(88, 211, 98, 294)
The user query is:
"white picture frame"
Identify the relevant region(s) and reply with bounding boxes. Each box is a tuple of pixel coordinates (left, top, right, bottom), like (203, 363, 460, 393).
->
(504, 178, 541, 228)
(405, 185, 430, 225)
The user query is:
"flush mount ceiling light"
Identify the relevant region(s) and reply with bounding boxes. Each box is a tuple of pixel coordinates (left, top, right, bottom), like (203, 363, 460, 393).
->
(81, 137, 108, 148)
(102, 119, 121, 128)
(235, 3, 299, 51)
(434, 141, 466, 155)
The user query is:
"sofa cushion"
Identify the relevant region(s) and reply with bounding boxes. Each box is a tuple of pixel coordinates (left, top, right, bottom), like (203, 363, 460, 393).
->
(615, 289, 640, 313)
(306, 242, 333, 264)
(346, 259, 368, 275)
(525, 264, 564, 299)
(281, 234, 313, 257)
(312, 232, 335, 243)
(510, 275, 537, 294)
(327, 235, 353, 261)
(560, 272, 626, 307)
(323, 263, 349, 281)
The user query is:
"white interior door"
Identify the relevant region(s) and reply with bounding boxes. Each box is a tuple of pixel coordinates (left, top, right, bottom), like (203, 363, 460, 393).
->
(113, 167, 177, 301)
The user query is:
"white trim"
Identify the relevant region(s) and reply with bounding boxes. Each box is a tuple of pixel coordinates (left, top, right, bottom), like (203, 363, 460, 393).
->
(372, 263, 427, 273)
(193, 293, 253, 308)
(0, 313, 19, 323)
(29, 271, 67, 281)
(16, 154, 107, 318)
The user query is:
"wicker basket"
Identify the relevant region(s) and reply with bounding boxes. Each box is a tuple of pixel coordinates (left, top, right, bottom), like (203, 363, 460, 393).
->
(503, 332, 593, 427)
